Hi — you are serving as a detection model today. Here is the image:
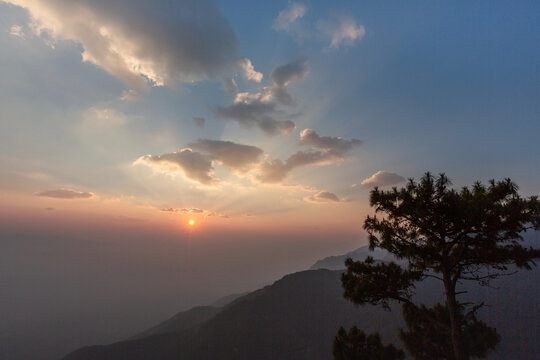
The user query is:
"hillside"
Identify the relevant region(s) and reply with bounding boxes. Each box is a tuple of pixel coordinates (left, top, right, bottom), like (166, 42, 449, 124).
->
(62, 265, 539, 360)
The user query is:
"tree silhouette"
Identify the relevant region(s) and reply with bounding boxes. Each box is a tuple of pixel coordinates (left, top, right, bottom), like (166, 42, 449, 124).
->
(333, 326, 404, 360)
(338, 173, 540, 360)
(399, 302, 500, 359)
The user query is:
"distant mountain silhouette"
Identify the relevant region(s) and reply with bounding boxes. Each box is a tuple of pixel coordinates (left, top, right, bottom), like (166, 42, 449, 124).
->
(128, 306, 221, 341)
(309, 245, 395, 270)
(62, 261, 539, 360)
(210, 292, 250, 308)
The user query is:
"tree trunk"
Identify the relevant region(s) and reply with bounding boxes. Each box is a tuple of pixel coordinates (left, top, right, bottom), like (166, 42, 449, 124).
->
(443, 273, 466, 360)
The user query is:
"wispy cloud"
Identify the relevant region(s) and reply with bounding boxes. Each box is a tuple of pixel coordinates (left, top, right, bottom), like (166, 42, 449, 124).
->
(319, 15, 366, 48)
(273, 2, 307, 31)
(161, 207, 204, 214)
(36, 189, 94, 199)
(223, 77, 238, 95)
(214, 100, 295, 136)
(160, 207, 229, 218)
(192, 117, 206, 128)
(8, 24, 25, 38)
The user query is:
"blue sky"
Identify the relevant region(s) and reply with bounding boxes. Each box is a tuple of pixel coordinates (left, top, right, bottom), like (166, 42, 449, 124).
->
(0, 0, 538, 250)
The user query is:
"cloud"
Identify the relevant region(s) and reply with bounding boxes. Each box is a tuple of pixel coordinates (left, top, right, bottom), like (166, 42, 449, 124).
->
(255, 158, 289, 184)
(270, 58, 309, 88)
(238, 58, 263, 82)
(205, 211, 230, 219)
(304, 191, 341, 203)
(223, 77, 238, 95)
(182, 208, 204, 214)
(319, 15, 366, 48)
(273, 2, 306, 31)
(161, 207, 203, 214)
(256, 149, 342, 184)
(134, 148, 218, 185)
(234, 88, 273, 104)
(83, 107, 128, 127)
(9, 24, 25, 38)
(214, 100, 295, 135)
(192, 117, 205, 128)
(3, 0, 240, 94)
(270, 57, 309, 105)
(256, 129, 361, 184)
(135, 139, 264, 184)
(161, 207, 227, 218)
(300, 128, 362, 153)
(214, 58, 308, 134)
(187, 139, 263, 172)
(35, 189, 94, 199)
(361, 171, 406, 187)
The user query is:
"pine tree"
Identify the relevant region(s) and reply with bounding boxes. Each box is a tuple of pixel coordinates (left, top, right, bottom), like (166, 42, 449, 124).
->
(333, 326, 405, 360)
(338, 173, 540, 360)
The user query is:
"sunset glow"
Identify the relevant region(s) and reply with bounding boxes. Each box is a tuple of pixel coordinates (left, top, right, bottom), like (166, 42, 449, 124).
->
(1, 1, 539, 359)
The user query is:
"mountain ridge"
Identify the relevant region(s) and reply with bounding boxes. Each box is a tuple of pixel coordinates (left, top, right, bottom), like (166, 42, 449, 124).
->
(62, 263, 539, 359)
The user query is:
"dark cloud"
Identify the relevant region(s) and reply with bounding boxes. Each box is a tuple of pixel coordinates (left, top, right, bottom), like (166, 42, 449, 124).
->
(299, 128, 362, 153)
(192, 117, 206, 128)
(35, 189, 94, 199)
(188, 139, 263, 171)
(5, 0, 240, 94)
(270, 58, 310, 88)
(213, 59, 308, 134)
(361, 171, 406, 187)
(270, 58, 309, 105)
(214, 100, 295, 135)
(256, 149, 343, 184)
(256, 129, 361, 184)
(136, 139, 265, 184)
(134, 149, 217, 185)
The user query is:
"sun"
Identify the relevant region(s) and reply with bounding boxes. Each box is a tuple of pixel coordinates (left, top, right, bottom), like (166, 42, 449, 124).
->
(188, 219, 195, 226)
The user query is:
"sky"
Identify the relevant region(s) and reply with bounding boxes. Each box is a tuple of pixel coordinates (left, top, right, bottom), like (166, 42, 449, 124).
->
(0, 0, 539, 355)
